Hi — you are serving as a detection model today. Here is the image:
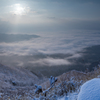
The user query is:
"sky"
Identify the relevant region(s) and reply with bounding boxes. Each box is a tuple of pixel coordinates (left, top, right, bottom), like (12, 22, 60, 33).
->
(0, 0, 100, 34)
(0, 0, 100, 73)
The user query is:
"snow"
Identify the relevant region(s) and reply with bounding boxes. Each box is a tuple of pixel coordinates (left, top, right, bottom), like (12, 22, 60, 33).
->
(49, 76, 58, 87)
(78, 78, 100, 100)
(98, 64, 100, 67)
(57, 96, 68, 100)
(57, 92, 78, 100)
(35, 84, 42, 94)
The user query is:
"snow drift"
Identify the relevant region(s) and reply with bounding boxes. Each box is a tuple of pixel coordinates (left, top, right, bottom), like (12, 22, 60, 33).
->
(78, 78, 100, 100)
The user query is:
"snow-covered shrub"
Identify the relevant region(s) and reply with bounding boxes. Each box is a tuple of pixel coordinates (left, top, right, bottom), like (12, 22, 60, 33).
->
(35, 84, 42, 94)
(97, 75, 100, 78)
(49, 76, 58, 87)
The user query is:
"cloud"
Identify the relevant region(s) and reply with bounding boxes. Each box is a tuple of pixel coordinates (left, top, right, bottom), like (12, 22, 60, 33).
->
(19, 0, 100, 4)
(9, 4, 31, 15)
(1, 10, 100, 33)
(17, 61, 24, 66)
(0, 31, 100, 68)
(5, 18, 100, 33)
(0, 19, 14, 33)
(0, 31, 100, 57)
(47, 17, 56, 19)
(28, 57, 71, 66)
(67, 54, 82, 59)
(55, 18, 100, 31)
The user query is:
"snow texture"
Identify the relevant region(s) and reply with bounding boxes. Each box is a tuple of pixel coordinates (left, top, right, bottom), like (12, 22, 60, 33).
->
(78, 78, 100, 100)
(57, 96, 68, 100)
(57, 92, 78, 100)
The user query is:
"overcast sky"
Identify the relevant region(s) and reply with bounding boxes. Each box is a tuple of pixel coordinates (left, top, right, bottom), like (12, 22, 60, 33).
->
(0, 0, 100, 34)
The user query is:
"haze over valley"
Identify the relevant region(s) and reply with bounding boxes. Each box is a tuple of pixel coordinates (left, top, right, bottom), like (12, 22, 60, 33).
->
(0, 0, 100, 77)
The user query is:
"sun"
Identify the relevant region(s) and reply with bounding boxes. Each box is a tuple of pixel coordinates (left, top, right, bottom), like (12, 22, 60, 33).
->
(14, 4, 25, 15)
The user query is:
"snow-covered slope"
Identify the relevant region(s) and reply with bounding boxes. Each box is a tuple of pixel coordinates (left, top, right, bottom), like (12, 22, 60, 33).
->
(0, 63, 39, 88)
(78, 78, 100, 100)
(0, 62, 100, 100)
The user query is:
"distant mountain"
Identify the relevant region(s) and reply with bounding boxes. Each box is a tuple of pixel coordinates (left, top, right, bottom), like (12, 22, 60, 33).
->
(0, 33, 39, 43)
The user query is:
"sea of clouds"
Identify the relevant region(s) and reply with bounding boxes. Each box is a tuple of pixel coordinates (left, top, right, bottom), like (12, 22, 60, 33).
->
(0, 31, 100, 69)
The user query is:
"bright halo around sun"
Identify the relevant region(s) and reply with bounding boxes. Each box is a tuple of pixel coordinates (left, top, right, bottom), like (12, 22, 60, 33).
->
(14, 4, 25, 15)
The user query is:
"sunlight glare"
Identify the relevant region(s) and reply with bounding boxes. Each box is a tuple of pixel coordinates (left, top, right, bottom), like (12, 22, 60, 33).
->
(14, 4, 25, 15)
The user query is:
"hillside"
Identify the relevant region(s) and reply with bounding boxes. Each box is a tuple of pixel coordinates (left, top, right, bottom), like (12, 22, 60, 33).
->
(0, 63, 43, 99)
(0, 63, 100, 99)
(0, 63, 40, 87)
(38, 67, 100, 100)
